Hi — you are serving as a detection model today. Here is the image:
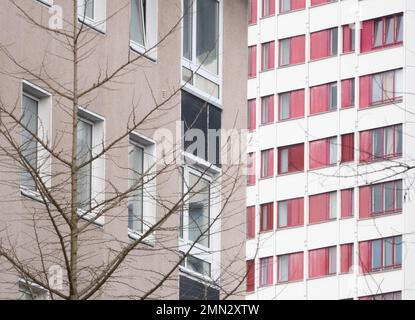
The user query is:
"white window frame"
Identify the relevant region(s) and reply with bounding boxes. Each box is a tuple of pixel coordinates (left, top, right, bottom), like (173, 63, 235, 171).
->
(179, 164, 221, 280)
(20, 81, 52, 201)
(181, 0, 223, 105)
(129, 0, 158, 61)
(76, 107, 105, 226)
(127, 132, 156, 244)
(77, 0, 107, 33)
(18, 279, 49, 300)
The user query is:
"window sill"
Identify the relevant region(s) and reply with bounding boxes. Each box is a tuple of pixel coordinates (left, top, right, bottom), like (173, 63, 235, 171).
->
(20, 188, 45, 204)
(259, 122, 275, 127)
(276, 170, 304, 177)
(259, 229, 274, 235)
(307, 273, 337, 281)
(248, 75, 257, 80)
(340, 215, 354, 221)
(259, 68, 275, 74)
(77, 17, 106, 34)
(309, 163, 338, 172)
(308, 218, 337, 227)
(278, 116, 305, 123)
(359, 43, 403, 56)
(183, 152, 221, 175)
(247, 183, 256, 187)
(359, 98, 403, 110)
(260, 14, 276, 20)
(276, 278, 303, 285)
(277, 8, 305, 16)
(77, 210, 105, 227)
(128, 230, 155, 247)
(341, 51, 355, 56)
(309, 54, 338, 64)
(129, 41, 157, 63)
(308, 108, 337, 118)
(359, 210, 402, 221)
(359, 155, 403, 166)
(259, 176, 274, 181)
(278, 61, 305, 69)
(363, 266, 402, 276)
(35, 0, 52, 8)
(179, 266, 214, 284)
(277, 224, 304, 231)
(310, 2, 337, 9)
(340, 105, 355, 110)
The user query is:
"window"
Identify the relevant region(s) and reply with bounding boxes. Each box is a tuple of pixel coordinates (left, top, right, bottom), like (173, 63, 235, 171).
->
(130, 0, 157, 58)
(279, 89, 305, 121)
(19, 282, 48, 300)
(279, 35, 305, 66)
(261, 95, 274, 125)
(260, 257, 273, 286)
(340, 188, 354, 218)
(128, 134, 156, 238)
(311, 0, 337, 6)
(310, 28, 338, 60)
(341, 78, 355, 109)
(309, 191, 337, 223)
(359, 180, 403, 219)
(359, 236, 402, 274)
(309, 246, 337, 278)
(359, 124, 402, 163)
(342, 24, 355, 53)
(246, 260, 255, 292)
(247, 206, 256, 239)
(182, 0, 221, 99)
(360, 291, 402, 300)
(76, 109, 105, 224)
(309, 136, 337, 169)
(278, 143, 304, 174)
(341, 133, 354, 163)
(361, 14, 403, 53)
(360, 69, 403, 108)
(249, 0, 258, 24)
(277, 197, 304, 228)
(20, 82, 52, 197)
(261, 149, 274, 178)
(279, 0, 305, 14)
(247, 152, 256, 186)
(260, 203, 274, 232)
(77, 0, 107, 33)
(261, 41, 275, 72)
(310, 82, 337, 114)
(182, 91, 222, 165)
(248, 46, 257, 78)
(277, 252, 303, 283)
(186, 255, 212, 277)
(340, 243, 353, 273)
(248, 99, 256, 131)
(262, 0, 275, 17)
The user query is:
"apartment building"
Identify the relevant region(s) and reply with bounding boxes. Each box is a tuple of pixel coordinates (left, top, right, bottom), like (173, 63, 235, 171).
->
(0, 0, 247, 299)
(246, 0, 415, 300)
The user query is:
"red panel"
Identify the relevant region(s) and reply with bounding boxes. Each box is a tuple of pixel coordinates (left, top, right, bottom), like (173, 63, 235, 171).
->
(269, 41, 275, 69)
(341, 243, 353, 273)
(310, 29, 329, 60)
(359, 130, 372, 163)
(248, 99, 256, 130)
(341, 79, 353, 108)
(249, 0, 258, 24)
(288, 198, 304, 227)
(291, 0, 306, 10)
(268, 95, 275, 123)
(359, 75, 371, 108)
(268, 148, 274, 176)
(359, 186, 371, 219)
(248, 46, 257, 78)
(267, 257, 274, 284)
(309, 193, 328, 223)
(290, 35, 305, 64)
(289, 252, 304, 281)
(290, 89, 305, 118)
(310, 84, 329, 114)
(341, 133, 354, 163)
(247, 206, 256, 239)
(246, 260, 255, 292)
(269, 0, 275, 16)
(361, 20, 374, 53)
(311, 0, 329, 6)
(358, 241, 371, 274)
(288, 144, 304, 172)
(343, 25, 352, 53)
(341, 189, 353, 218)
(309, 139, 328, 169)
(309, 248, 327, 278)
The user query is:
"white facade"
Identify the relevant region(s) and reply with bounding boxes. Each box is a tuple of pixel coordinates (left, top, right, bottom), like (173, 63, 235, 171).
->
(246, 0, 415, 300)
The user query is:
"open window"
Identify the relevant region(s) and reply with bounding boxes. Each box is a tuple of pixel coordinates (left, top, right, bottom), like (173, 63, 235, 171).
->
(77, 0, 107, 33)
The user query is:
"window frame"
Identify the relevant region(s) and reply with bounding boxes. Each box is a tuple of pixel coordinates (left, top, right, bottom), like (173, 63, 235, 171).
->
(77, 0, 107, 33)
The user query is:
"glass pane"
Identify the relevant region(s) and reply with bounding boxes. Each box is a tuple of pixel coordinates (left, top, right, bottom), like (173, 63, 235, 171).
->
(372, 184, 383, 213)
(262, 96, 269, 124)
(187, 255, 211, 277)
(330, 28, 338, 55)
(394, 236, 402, 265)
(329, 192, 337, 219)
(82, 0, 94, 20)
(385, 17, 394, 44)
(384, 238, 393, 267)
(383, 71, 394, 101)
(329, 83, 337, 110)
(128, 144, 144, 233)
(260, 258, 268, 285)
(328, 247, 337, 274)
(280, 149, 288, 173)
(21, 95, 38, 190)
(183, 0, 193, 60)
(371, 74, 382, 103)
(196, 0, 219, 74)
(262, 150, 268, 177)
(278, 255, 289, 282)
(280, 39, 290, 66)
(395, 124, 403, 155)
(394, 69, 403, 99)
(329, 137, 337, 165)
(131, 0, 146, 46)
(280, 93, 290, 120)
(278, 201, 288, 228)
(281, 0, 291, 13)
(384, 182, 394, 212)
(373, 128, 383, 159)
(396, 180, 403, 210)
(396, 16, 403, 42)
(374, 20, 383, 47)
(263, 43, 270, 71)
(372, 240, 382, 269)
(350, 26, 355, 51)
(263, 0, 269, 16)
(261, 205, 268, 230)
(77, 119, 93, 211)
(384, 127, 394, 157)
(188, 173, 210, 247)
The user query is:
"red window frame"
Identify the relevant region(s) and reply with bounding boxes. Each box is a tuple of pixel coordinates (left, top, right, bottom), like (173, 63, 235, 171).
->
(311, 0, 336, 7)
(340, 243, 354, 273)
(308, 246, 337, 278)
(248, 0, 258, 24)
(248, 99, 256, 131)
(246, 260, 255, 292)
(261, 95, 275, 125)
(342, 24, 355, 54)
(279, 0, 305, 14)
(277, 252, 304, 283)
(248, 45, 257, 78)
(247, 206, 256, 239)
(279, 35, 305, 66)
(261, 41, 275, 72)
(341, 78, 355, 109)
(277, 197, 304, 229)
(359, 124, 402, 163)
(278, 89, 305, 121)
(259, 202, 274, 232)
(310, 82, 337, 115)
(310, 27, 338, 61)
(341, 133, 354, 163)
(260, 149, 274, 178)
(309, 136, 337, 170)
(278, 143, 304, 174)
(340, 188, 354, 218)
(247, 152, 256, 186)
(262, 0, 275, 18)
(309, 191, 337, 224)
(259, 256, 273, 287)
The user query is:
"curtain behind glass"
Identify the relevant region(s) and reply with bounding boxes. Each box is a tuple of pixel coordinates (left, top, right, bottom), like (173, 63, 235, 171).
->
(77, 120, 93, 211)
(128, 144, 144, 233)
(131, 0, 145, 46)
(21, 95, 38, 190)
